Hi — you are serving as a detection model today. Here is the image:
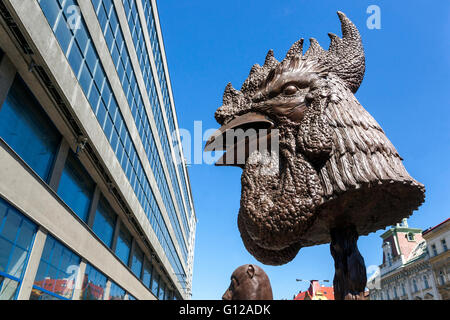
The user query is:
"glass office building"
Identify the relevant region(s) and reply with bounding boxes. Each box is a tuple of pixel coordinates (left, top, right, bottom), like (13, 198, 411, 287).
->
(0, 0, 196, 300)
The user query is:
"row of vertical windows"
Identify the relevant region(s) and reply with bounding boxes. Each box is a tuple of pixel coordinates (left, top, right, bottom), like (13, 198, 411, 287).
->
(123, 0, 192, 239)
(381, 275, 431, 300)
(0, 76, 94, 226)
(430, 239, 448, 257)
(140, 0, 193, 222)
(0, 196, 174, 300)
(37, 0, 186, 287)
(134, 0, 192, 241)
(96, 0, 190, 256)
(0, 73, 124, 300)
(0, 69, 178, 298)
(92, 0, 189, 262)
(137, 0, 193, 236)
(30, 234, 134, 300)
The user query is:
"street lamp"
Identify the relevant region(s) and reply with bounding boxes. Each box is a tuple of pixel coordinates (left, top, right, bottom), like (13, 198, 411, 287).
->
(296, 279, 330, 298)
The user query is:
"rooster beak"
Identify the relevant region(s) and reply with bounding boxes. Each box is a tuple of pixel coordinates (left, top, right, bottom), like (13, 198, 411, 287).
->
(204, 112, 275, 168)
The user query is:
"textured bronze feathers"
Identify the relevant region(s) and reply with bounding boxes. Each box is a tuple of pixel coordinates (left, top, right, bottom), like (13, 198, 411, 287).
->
(210, 12, 425, 265)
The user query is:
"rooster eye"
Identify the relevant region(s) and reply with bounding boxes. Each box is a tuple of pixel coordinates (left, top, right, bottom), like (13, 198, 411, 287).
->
(282, 84, 298, 96)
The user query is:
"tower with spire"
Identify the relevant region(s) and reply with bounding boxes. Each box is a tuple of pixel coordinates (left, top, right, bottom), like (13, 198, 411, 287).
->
(380, 218, 424, 275)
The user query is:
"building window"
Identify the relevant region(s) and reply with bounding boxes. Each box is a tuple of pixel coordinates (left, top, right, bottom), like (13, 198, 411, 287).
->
(151, 271, 159, 297)
(142, 258, 153, 290)
(401, 283, 406, 296)
(0, 197, 37, 300)
(115, 225, 132, 266)
(109, 281, 126, 300)
(57, 151, 95, 222)
(387, 252, 392, 266)
(92, 195, 116, 248)
(166, 290, 174, 300)
(80, 263, 107, 300)
(386, 290, 390, 300)
(158, 281, 166, 300)
(423, 275, 429, 289)
(439, 270, 445, 286)
(31, 235, 81, 300)
(431, 244, 438, 257)
(413, 279, 418, 293)
(442, 239, 448, 252)
(393, 286, 398, 298)
(37, 0, 190, 287)
(380, 291, 383, 300)
(407, 233, 415, 241)
(0, 76, 61, 182)
(130, 245, 144, 278)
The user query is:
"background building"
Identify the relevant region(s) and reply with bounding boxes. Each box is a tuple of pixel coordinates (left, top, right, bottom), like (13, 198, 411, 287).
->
(367, 219, 448, 300)
(422, 218, 449, 300)
(294, 280, 334, 300)
(0, 0, 196, 300)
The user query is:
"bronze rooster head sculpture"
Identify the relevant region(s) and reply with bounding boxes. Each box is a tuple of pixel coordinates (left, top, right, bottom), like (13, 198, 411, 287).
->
(205, 12, 425, 267)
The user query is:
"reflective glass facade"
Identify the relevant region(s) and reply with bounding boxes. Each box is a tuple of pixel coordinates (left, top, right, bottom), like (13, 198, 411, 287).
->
(93, 0, 189, 264)
(140, 0, 193, 223)
(115, 225, 132, 265)
(109, 280, 126, 300)
(158, 280, 165, 300)
(92, 195, 117, 248)
(0, 76, 61, 182)
(121, 0, 191, 243)
(57, 150, 95, 222)
(131, 244, 144, 278)
(80, 263, 107, 300)
(37, 0, 189, 289)
(0, 0, 194, 300)
(32, 235, 81, 300)
(141, 258, 152, 288)
(0, 198, 37, 300)
(151, 270, 159, 297)
(0, 71, 179, 300)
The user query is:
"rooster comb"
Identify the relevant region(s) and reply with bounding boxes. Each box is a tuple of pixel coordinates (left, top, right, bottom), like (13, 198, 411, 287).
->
(217, 11, 365, 124)
(216, 11, 365, 124)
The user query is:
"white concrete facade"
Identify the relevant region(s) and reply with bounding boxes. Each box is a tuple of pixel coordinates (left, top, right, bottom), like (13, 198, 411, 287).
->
(0, 0, 195, 300)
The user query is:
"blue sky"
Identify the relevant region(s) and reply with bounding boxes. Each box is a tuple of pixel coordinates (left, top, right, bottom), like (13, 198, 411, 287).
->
(157, 0, 450, 299)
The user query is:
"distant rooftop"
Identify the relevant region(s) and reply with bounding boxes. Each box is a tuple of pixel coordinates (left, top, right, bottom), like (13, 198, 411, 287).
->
(422, 218, 450, 236)
(294, 280, 334, 300)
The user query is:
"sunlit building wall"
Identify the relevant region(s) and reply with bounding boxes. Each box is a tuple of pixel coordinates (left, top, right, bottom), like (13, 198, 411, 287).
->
(0, 0, 196, 300)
